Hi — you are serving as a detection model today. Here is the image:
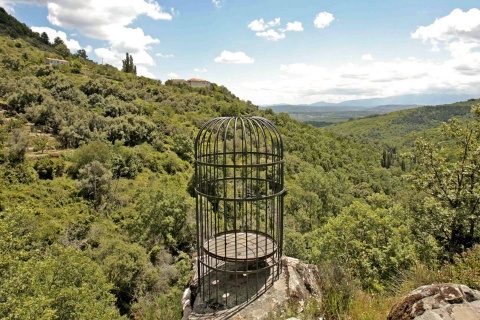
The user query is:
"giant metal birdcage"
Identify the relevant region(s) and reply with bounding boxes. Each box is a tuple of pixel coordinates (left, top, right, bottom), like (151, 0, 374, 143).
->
(194, 116, 285, 313)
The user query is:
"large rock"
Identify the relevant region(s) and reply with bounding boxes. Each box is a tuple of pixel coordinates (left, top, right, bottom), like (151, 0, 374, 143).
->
(182, 257, 321, 320)
(388, 283, 480, 320)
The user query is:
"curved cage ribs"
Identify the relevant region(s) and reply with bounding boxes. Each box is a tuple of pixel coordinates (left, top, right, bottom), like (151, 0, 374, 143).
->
(194, 116, 285, 312)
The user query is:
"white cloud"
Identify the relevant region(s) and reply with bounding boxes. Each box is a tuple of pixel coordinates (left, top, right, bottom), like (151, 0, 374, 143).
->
(361, 53, 373, 61)
(412, 8, 480, 44)
(168, 72, 178, 78)
(136, 66, 156, 78)
(412, 8, 480, 55)
(156, 53, 174, 58)
(212, 0, 223, 8)
(237, 51, 480, 105)
(247, 18, 280, 32)
(255, 29, 285, 41)
(284, 21, 303, 32)
(194, 68, 207, 72)
(248, 18, 302, 41)
(314, 12, 334, 29)
(19, 0, 173, 75)
(0, 0, 15, 13)
(31, 26, 81, 51)
(94, 47, 120, 67)
(84, 45, 92, 54)
(214, 50, 254, 64)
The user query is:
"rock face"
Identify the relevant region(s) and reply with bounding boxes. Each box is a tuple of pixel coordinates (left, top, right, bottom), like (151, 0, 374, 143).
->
(388, 283, 480, 320)
(182, 257, 322, 320)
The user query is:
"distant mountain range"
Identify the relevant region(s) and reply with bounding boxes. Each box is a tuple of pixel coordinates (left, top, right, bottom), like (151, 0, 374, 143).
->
(261, 93, 478, 113)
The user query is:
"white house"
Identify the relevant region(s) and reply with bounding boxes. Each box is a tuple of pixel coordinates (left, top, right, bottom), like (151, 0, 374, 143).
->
(46, 58, 70, 66)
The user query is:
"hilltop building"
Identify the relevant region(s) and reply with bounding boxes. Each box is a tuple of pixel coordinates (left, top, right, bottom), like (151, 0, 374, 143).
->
(46, 58, 70, 66)
(187, 78, 210, 88)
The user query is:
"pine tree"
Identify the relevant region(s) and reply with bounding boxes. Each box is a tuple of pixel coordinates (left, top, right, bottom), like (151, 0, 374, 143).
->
(40, 32, 50, 44)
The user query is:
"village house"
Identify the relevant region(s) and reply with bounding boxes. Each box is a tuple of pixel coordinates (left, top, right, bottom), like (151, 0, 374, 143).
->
(187, 78, 210, 88)
(46, 58, 70, 66)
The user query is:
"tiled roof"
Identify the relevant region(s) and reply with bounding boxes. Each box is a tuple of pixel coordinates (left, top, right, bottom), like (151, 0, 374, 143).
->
(46, 58, 69, 63)
(188, 78, 209, 82)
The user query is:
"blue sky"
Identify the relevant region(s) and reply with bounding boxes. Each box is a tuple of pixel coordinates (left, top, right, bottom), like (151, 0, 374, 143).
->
(2, 0, 480, 105)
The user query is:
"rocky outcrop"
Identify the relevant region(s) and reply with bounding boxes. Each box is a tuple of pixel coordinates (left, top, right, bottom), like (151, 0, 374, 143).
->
(388, 283, 480, 320)
(182, 257, 322, 320)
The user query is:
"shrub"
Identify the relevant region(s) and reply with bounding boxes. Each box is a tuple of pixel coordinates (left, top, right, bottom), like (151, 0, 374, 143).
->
(34, 157, 65, 179)
(437, 245, 480, 288)
(171, 134, 193, 162)
(317, 260, 358, 319)
(71, 60, 82, 74)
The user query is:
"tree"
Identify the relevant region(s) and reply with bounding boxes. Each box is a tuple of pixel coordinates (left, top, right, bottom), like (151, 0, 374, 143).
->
(172, 134, 193, 162)
(0, 207, 122, 319)
(40, 31, 49, 44)
(53, 36, 64, 46)
(73, 140, 112, 174)
(412, 105, 480, 254)
(77, 160, 112, 208)
(76, 49, 88, 59)
(132, 179, 193, 248)
(6, 129, 28, 163)
(54, 42, 70, 58)
(71, 60, 82, 74)
(31, 135, 49, 153)
(122, 53, 137, 75)
(307, 197, 419, 291)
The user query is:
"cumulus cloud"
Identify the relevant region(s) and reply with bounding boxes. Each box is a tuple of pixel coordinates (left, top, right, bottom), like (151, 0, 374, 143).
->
(156, 53, 174, 58)
(410, 8, 480, 78)
(248, 18, 302, 40)
(255, 29, 285, 41)
(234, 8, 480, 105)
(94, 48, 120, 67)
(412, 8, 480, 43)
(247, 18, 280, 32)
(168, 72, 178, 78)
(136, 66, 156, 78)
(214, 50, 254, 64)
(361, 54, 373, 61)
(31, 26, 82, 51)
(314, 12, 334, 29)
(237, 51, 479, 105)
(194, 68, 207, 72)
(284, 21, 303, 32)
(19, 0, 173, 76)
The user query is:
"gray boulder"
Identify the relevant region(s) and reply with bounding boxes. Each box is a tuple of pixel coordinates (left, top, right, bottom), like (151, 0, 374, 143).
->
(388, 283, 480, 320)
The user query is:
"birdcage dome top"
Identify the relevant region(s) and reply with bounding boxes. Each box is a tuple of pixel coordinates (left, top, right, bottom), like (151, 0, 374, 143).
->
(195, 116, 283, 166)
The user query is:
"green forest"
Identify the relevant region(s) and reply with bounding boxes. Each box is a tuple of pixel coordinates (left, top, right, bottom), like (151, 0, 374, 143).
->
(1, 8, 480, 319)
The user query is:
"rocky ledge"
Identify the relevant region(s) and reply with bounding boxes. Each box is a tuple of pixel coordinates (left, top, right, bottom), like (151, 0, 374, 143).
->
(182, 257, 322, 320)
(388, 283, 480, 320)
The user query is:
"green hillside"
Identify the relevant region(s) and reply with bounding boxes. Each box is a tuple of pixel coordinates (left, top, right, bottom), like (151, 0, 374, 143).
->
(1, 8, 480, 320)
(326, 99, 479, 147)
